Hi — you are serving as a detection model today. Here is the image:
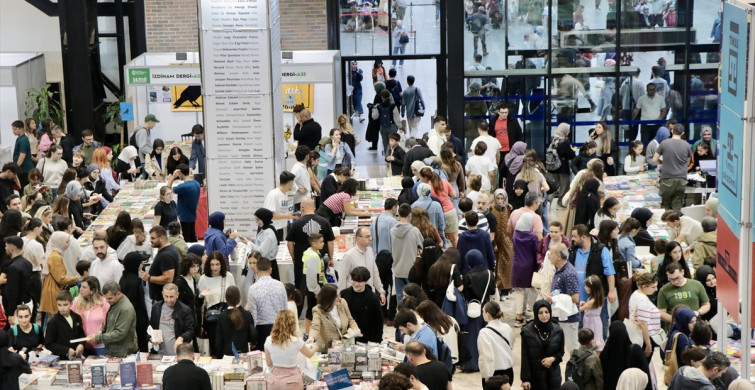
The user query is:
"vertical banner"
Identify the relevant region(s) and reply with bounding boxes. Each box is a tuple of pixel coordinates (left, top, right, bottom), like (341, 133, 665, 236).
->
(716, 1, 749, 322)
(198, 0, 283, 235)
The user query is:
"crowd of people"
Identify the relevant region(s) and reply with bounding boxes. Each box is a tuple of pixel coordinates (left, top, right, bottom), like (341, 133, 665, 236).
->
(0, 95, 748, 390)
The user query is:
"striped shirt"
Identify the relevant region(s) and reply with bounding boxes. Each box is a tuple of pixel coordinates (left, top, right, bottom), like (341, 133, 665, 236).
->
(323, 192, 351, 214)
(629, 291, 662, 336)
(458, 212, 489, 232)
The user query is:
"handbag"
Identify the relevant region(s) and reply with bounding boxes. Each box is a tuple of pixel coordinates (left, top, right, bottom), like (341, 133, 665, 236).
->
(624, 302, 644, 345)
(531, 270, 543, 289)
(467, 271, 491, 319)
(399, 32, 409, 45)
(203, 277, 226, 325)
(415, 97, 425, 117)
(663, 333, 682, 386)
(445, 265, 457, 302)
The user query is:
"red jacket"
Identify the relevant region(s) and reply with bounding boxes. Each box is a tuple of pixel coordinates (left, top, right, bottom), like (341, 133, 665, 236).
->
(536, 235, 571, 265)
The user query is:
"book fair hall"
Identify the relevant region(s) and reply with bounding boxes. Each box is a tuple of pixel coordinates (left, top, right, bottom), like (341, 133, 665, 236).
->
(2, 0, 755, 389)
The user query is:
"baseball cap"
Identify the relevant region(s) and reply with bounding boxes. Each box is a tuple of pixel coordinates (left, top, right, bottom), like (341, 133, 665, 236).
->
(144, 114, 160, 123)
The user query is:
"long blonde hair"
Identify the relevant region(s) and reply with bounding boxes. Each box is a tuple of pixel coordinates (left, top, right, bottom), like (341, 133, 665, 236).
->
(518, 158, 540, 183)
(77, 276, 105, 312)
(595, 122, 613, 155)
(337, 114, 354, 134)
(270, 310, 298, 346)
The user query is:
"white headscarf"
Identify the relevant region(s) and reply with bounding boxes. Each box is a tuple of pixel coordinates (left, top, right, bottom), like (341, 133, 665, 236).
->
(515, 211, 535, 232)
(118, 145, 139, 169)
(616, 368, 649, 390)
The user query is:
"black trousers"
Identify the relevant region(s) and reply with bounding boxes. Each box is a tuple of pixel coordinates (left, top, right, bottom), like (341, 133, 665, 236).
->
(255, 324, 274, 351)
(181, 221, 196, 243)
(481, 368, 515, 388)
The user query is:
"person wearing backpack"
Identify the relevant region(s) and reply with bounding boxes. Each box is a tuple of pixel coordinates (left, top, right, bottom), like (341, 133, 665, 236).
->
(371, 89, 401, 156)
(8, 305, 43, 356)
(385, 69, 404, 116)
(478, 301, 515, 387)
(565, 328, 603, 390)
(133, 114, 159, 179)
(548, 123, 575, 200)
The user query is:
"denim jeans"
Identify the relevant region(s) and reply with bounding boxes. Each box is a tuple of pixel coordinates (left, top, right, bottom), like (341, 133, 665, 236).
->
(395, 277, 409, 303)
(392, 45, 406, 66)
(352, 89, 363, 115)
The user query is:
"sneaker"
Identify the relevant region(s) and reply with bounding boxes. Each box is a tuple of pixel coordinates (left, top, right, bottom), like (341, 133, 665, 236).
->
(302, 333, 309, 341)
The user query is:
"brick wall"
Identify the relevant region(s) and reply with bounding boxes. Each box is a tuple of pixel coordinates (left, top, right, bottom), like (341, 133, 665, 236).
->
(279, 0, 328, 50)
(145, 0, 199, 52)
(144, 0, 328, 52)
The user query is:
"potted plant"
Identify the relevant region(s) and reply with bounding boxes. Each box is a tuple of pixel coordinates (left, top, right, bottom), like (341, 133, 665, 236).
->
(25, 84, 64, 125)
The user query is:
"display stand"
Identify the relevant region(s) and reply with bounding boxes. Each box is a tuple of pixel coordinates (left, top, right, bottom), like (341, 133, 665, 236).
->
(122, 53, 203, 142)
(0, 53, 46, 161)
(198, 0, 284, 236)
(281, 50, 343, 134)
(716, 0, 754, 381)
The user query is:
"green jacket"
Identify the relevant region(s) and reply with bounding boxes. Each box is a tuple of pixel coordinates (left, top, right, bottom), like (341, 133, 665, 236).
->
(169, 236, 188, 258)
(577, 347, 604, 390)
(691, 230, 717, 269)
(95, 295, 138, 357)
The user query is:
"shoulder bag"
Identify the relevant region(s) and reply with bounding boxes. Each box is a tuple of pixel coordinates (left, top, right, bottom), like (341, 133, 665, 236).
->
(203, 276, 226, 325)
(623, 302, 644, 346)
(445, 265, 457, 302)
(663, 333, 682, 386)
(484, 326, 511, 348)
(467, 271, 491, 318)
(415, 92, 425, 117)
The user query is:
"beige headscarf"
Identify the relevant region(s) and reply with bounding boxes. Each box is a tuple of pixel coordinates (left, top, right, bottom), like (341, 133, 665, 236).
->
(729, 379, 755, 390)
(554, 123, 571, 141)
(43, 231, 70, 275)
(616, 368, 648, 390)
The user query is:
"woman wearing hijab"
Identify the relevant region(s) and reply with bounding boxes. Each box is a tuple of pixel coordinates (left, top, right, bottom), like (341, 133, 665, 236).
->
(600, 321, 650, 390)
(694, 266, 717, 322)
(646, 125, 670, 170)
(65, 180, 88, 234)
(704, 197, 718, 218)
(408, 238, 443, 296)
(509, 179, 529, 210)
(40, 232, 81, 321)
(616, 368, 649, 390)
(0, 329, 32, 390)
(664, 307, 696, 367)
(573, 178, 601, 231)
(551, 123, 575, 199)
(204, 211, 239, 260)
(398, 176, 418, 205)
(115, 145, 141, 182)
(504, 141, 527, 195)
(511, 213, 539, 326)
(461, 249, 496, 372)
(411, 183, 445, 236)
(520, 300, 564, 389)
(246, 208, 280, 280)
(83, 164, 113, 211)
(490, 189, 514, 294)
(630, 207, 657, 254)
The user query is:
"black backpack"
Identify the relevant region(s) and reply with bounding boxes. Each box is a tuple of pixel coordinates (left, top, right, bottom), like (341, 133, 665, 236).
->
(129, 128, 140, 149)
(436, 337, 455, 375)
(565, 348, 590, 388)
(377, 104, 395, 128)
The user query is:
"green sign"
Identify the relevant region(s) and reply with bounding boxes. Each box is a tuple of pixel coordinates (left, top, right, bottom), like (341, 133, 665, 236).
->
(128, 68, 150, 85)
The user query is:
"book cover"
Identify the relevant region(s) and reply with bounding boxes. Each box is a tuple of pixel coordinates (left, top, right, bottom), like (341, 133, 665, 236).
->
(136, 362, 153, 386)
(119, 361, 137, 388)
(91, 364, 107, 387)
(323, 368, 354, 390)
(67, 361, 83, 384)
(247, 351, 264, 374)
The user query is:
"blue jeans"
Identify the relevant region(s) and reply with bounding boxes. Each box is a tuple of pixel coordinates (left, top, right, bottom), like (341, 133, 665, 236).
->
(352, 89, 363, 115)
(140, 161, 147, 179)
(395, 277, 409, 303)
(392, 45, 405, 66)
(600, 302, 609, 340)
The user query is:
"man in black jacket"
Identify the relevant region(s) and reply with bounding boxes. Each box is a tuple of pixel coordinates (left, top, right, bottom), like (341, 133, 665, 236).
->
(488, 103, 524, 188)
(401, 138, 435, 177)
(149, 283, 194, 356)
(44, 290, 85, 359)
(3, 236, 32, 326)
(292, 109, 322, 151)
(162, 343, 212, 390)
(120, 252, 151, 352)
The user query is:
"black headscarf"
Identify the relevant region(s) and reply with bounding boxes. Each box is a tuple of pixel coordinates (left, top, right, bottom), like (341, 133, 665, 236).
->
(532, 300, 553, 336)
(254, 208, 275, 234)
(630, 207, 653, 229)
(694, 265, 718, 320)
(509, 179, 529, 210)
(600, 321, 649, 390)
(574, 178, 601, 230)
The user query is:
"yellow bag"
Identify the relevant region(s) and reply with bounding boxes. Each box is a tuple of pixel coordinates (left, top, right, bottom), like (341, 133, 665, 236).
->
(663, 333, 681, 386)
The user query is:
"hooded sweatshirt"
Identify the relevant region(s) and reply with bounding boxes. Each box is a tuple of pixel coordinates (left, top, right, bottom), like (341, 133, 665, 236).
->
(668, 366, 715, 390)
(390, 221, 424, 278)
(204, 211, 237, 259)
(457, 229, 495, 274)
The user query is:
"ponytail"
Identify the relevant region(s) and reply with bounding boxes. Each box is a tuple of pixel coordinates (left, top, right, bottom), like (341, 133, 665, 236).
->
(230, 307, 244, 330)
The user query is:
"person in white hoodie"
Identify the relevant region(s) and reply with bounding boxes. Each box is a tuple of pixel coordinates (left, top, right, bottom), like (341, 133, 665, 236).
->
(478, 301, 515, 387)
(88, 236, 124, 286)
(390, 204, 424, 304)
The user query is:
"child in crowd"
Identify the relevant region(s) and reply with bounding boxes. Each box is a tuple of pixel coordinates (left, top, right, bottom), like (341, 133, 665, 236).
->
(385, 133, 406, 177)
(71, 150, 85, 169)
(623, 140, 647, 174)
(44, 290, 86, 360)
(284, 283, 302, 337)
(509, 179, 528, 210)
(303, 233, 326, 335)
(567, 328, 604, 389)
(23, 168, 52, 205)
(579, 275, 605, 351)
(76, 260, 91, 277)
(652, 238, 669, 273)
(570, 141, 598, 174)
(466, 175, 483, 208)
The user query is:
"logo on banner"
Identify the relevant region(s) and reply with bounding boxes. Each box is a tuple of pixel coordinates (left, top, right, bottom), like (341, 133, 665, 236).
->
(129, 68, 150, 85)
(721, 131, 739, 197)
(727, 21, 739, 96)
